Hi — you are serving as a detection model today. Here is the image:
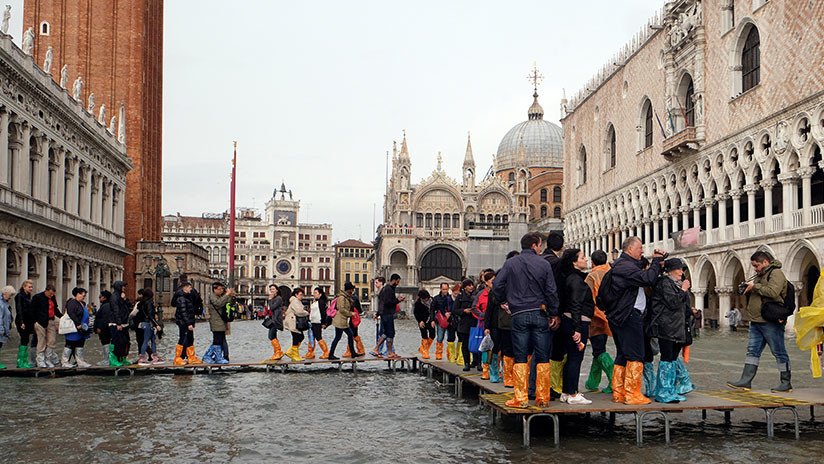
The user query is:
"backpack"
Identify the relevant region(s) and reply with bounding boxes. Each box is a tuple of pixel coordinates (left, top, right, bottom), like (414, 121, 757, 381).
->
(759, 269, 795, 324)
(595, 269, 620, 315)
(221, 302, 239, 322)
(326, 297, 338, 318)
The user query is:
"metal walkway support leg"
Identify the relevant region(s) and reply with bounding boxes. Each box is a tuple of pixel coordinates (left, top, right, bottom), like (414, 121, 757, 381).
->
(522, 414, 560, 448)
(764, 407, 800, 439)
(636, 411, 671, 446)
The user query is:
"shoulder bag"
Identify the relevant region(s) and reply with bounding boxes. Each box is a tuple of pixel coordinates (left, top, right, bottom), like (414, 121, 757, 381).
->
(58, 309, 78, 335)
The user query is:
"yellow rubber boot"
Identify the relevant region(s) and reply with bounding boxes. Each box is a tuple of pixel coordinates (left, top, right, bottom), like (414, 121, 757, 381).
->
(550, 355, 567, 395)
(454, 342, 465, 366)
(446, 342, 456, 362)
(286, 345, 303, 362)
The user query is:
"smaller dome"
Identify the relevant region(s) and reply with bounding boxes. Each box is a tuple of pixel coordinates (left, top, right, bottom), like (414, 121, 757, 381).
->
(496, 92, 563, 171)
(527, 92, 544, 120)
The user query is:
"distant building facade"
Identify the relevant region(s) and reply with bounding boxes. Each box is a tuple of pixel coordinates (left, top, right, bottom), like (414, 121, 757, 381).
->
(334, 239, 373, 306)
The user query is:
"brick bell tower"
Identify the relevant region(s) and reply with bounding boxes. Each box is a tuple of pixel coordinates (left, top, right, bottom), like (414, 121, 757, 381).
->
(24, 1, 164, 298)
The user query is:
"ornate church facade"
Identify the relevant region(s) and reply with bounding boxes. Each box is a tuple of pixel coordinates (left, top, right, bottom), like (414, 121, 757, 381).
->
(562, 0, 824, 330)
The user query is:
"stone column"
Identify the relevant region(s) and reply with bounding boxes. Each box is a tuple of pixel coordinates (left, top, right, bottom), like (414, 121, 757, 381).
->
(670, 209, 678, 233)
(762, 180, 775, 232)
(103, 181, 113, 230)
(778, 173, 797, 230)
(681, 207, 690, 231)
(38, 253, 48, 291)
(69, 260, 78, 291)
(744, 184, 757, 235)
(730, 189, 742, 239)
(716, 287, 733, 329)
(0, 241, 7, 288)
(716, 194, 728, 241)
(81, 261, 90, 290)
(692, 290, 706, 328)
(83, 169, 93, 221)
(692, 203, 701, 232)
(653, 216, 661, 244)
(644, 222, 651, 246)
(56, 149, 65, 209)
(19, 124, 31, 196)
(19, 248, 29, 285)
(37, 139, 50, 202)
(0, 112, 8, 186)
(55, 256, 64, 307)
(799, 168, 813, 226)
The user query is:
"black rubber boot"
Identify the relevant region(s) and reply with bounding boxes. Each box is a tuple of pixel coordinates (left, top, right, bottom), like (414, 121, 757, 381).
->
(771, 370, 792, 392)
(727, 364, 758, 390)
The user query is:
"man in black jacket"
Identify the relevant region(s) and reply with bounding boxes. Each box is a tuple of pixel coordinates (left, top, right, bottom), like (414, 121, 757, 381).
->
(108, 281, 132, 366)
(605, 236, 665, 405)
(370, 274, 405, 359)
(543, 231, 566, 399)
(31, 284, 61, 368)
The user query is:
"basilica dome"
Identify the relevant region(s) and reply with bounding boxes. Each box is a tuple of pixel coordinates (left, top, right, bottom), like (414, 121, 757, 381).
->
(496, 92, 564, 171)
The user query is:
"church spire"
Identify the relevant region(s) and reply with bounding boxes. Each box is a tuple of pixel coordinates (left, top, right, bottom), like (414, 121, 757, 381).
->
(462, 131, 475, 188)
(399, 129, 410, 161)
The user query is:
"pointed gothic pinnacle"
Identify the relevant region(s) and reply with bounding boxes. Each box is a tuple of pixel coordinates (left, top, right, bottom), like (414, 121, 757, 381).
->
(463, 132, 475, 167)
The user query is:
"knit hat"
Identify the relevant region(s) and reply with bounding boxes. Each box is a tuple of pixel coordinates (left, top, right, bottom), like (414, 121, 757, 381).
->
(344, 282, 356, 291)
(663, 258, 686, 272)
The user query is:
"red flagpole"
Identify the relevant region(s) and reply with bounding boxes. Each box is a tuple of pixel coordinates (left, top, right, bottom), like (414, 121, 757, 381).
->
(228, 141, 237, 287)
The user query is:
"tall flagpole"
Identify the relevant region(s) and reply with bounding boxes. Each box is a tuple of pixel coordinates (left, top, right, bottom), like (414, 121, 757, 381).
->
(228, 141, 237, 287)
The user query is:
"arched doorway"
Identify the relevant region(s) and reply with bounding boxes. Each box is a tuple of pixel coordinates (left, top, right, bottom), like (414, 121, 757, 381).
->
(388, 250, 409, 283)
(419, 247, 463, 282)
(786, 244, 820, 307)
(696, 258, 719, 328)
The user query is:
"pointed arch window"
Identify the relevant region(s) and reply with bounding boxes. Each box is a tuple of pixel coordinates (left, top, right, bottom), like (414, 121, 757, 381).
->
(540, 188, 548, 202)
(684, 79, 695, 127)
(577, 146, 587, 185)
(607, 125, 616, 169)
(644, 102, 653, 148)
(742, 27, 760, 92)
(553, 186, 562, 203)
(553, 207, 561, 219)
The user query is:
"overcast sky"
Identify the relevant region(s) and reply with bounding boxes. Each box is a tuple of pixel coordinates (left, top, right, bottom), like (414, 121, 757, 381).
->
(10, 0, 662, 242)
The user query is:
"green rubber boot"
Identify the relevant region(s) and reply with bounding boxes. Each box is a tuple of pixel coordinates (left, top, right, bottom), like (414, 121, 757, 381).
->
(598, 352, 614, 394)
(109, 345, 127, 367)
(0, 362, 6, 369)
(584, 355, 603, 392)
(17, 345, 34, 368)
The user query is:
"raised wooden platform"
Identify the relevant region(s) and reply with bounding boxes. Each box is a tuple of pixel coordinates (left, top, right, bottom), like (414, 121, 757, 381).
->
(419, 358, 822, 447)
(0, 355, 418, 377)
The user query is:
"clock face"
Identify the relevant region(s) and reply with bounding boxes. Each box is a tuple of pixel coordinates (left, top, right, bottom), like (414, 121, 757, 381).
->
(276, 260, 291, 275)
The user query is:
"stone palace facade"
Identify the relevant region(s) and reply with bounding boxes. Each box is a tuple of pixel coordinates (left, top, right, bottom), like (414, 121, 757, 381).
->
(561, 0, 824, 329)
(0, 30, 130, 304)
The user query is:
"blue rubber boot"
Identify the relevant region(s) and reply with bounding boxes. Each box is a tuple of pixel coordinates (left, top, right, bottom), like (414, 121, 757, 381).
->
(213, 345, 229, 364)
(674, 358, 695, 395)
(643, 362, 656, 397)
(489, 353, 502, 383)
(202, 346, 216, 364)
(654, 361, 686, 403)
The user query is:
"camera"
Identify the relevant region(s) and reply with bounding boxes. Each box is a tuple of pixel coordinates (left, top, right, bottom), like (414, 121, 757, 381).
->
(737, 282, 749, 295)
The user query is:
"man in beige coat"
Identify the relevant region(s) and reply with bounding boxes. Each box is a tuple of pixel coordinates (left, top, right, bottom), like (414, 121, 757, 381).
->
(328, 282, 362, 361)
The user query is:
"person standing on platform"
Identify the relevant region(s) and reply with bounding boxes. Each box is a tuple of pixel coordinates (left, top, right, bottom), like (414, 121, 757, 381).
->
(307, 287, 329, 359)
(203, 282, 233, 364)
(543, 232, 566, 399)
(264, 284, 285, 362)
(557, 248, 594, 405)
(93, 291, 112, 366)
(62, 287, 92, 368)
(414, 289, 435, 359)
(370, 274, 404, 359)
(455, 279, 477, 372)
(496, 251, 518, 387)
(584, 250, 614, 394)
(14, 280, 35, 368)
(328, 283, 361, 360)
(372, 277, 388, 357)
(32, 284, 61, 368)
(478, 271, 499, 381)
(450, 283, 464, 366)
(432, 282, 455, 361)
(648, 258, 694, 403)
(173, 282, 203, 366)
(283, 288, 309, 361)
(494, 232, 560, 408)
(109, 281, 133, 367)
(0, 286, 15, 369)
(604, 237, 665, 405)
(343, 292, 367, 357)
(134, 288, 161, 365)
(728, 251, 792, 392)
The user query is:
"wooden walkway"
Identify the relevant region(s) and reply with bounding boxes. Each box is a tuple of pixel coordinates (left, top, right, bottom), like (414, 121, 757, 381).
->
(418, 359, 823, 447)
(0, 356, 418, 377)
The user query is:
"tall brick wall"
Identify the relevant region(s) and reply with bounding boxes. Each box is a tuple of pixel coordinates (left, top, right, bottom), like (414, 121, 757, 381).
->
(563, 0, 824, 212)
(24, 0, 163, 298)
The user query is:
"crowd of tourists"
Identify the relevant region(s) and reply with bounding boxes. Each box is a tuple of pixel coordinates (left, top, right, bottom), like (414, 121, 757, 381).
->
(0, 234, 799, 407)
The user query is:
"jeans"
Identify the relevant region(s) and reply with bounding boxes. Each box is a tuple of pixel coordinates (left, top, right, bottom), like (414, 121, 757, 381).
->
(561, 318, 589, 394)
(140, 322, 156, 354)
(436, 325, 456, 343)
(511, 310, 551, 364)
(746, 322, 790, 370)
(329, 327, 356, 356)
(610, 309, 644, 365)
(268, 326, 278, 341)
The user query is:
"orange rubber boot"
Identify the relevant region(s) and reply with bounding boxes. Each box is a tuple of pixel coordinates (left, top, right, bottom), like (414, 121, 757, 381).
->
(435, 342, 444, 360)
(535, 362, 551, 407)
(355, 336, 366, 356)
(318, 340, 330, 359)
(342, 344, 352, 358)
(612, 364, 626, 403)
(185, 346, 203, 365)
(173, 344, 186, 365)
(418, 339, 427, 358)
(505, 363, 530, 408)
(304, 341, 316, 360)
(624, 361, 652, 405)
(503, 356, 515, 388)
(266, 339, 284, 362)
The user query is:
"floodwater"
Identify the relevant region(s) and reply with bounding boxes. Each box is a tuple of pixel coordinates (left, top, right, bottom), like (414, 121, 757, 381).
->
(1, 320, 822, 463)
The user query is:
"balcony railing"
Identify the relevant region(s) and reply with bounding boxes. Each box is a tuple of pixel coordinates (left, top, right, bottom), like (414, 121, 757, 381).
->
(661, 127, 699, 158)
(812, 204, 824, 226)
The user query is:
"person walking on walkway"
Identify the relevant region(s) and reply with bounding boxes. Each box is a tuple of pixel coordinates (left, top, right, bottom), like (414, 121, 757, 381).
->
(414, 289, 435, 359)
(93, 291, 112, 366)
(108, 281, 134, 367)
(134, 288, 161, 365)
(480, 271, 501, 382)
(264, 284, 286, 362)
(14, 280, 35, 368)
(728, 251, 792, 392)
(494, 232, 560, 408)
(328, 283, 360, 360)
(648, 258, 695, 403)
(370, 274, 405, 359)
(432, 283, 455, 361)
(584, 250, 614, 394)
(203, 282, 233, 365)
(173, 282, 203, 366)
(557, 248, 594, 405)
(62, 287, 92, 368)
(307, 287, 329, 359)
(284, 288, 309, 361)
(372, 277, 388, 357)
(604, 237, 665, 405)
(0, 286, 15, 369)
(450, 283, 464, 366)
(341, 292, 367, 358)
(32, 284, 61, 368)
(455, 279, 477, 372)
(726, 307, 742, 331)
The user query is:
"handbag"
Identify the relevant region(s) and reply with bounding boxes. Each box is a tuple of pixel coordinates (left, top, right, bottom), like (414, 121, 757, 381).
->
(468, 325, 485, 353)
(58, 310, 77, 335)
(351, 309, 362, 328)
(262, 316, 276, 329)
(295, 315, 310, 332)
(435, 311, 449, 329)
